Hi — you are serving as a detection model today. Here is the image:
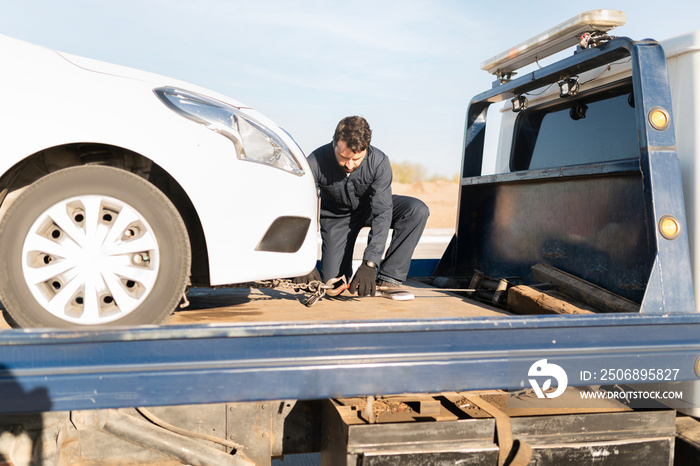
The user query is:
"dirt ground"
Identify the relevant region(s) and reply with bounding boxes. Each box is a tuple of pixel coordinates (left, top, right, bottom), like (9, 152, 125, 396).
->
(392, 180, 459, 230)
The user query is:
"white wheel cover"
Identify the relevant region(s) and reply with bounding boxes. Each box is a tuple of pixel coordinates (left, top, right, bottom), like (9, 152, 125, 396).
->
(21, 195, 160, 325)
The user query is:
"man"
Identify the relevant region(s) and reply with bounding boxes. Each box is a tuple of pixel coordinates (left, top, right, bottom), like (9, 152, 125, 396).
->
(300, 116, 429, 296)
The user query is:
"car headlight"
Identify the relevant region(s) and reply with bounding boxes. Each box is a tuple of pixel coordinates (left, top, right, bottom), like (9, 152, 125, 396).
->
(154, 86, 304, 175)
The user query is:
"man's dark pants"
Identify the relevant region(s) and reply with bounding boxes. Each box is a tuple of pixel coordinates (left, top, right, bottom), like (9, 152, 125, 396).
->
(319, 195, 429, 283)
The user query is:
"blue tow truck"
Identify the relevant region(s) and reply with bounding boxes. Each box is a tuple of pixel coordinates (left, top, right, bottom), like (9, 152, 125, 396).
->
(2, 10, 700, 466)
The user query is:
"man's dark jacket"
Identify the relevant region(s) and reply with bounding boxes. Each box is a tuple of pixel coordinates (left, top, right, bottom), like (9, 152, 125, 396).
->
(306, 142, 392, 264)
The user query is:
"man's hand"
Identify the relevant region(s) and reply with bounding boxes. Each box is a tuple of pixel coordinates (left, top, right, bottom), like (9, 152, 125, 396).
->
(349, 261, 377, 297)
(292, 268, 321, 284)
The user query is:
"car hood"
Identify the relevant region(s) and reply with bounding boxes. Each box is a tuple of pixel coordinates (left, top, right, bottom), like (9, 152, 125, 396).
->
(55, 49, 251, 109)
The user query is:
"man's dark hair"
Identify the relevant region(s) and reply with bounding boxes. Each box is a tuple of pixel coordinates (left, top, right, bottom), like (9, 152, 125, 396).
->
(333, 116, 372, 153)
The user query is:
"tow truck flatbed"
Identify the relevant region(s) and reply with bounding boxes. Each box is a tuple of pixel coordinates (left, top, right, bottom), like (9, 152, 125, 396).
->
(1, 295, 700, 414)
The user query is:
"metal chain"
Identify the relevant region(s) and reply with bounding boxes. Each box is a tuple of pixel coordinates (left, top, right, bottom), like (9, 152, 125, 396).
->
(229, 279, 327, 293)
(225, 278, 345, 307)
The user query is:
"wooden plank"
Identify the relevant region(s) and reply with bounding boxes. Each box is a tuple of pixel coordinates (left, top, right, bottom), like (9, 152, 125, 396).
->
(507, 285, 595, 315)
(531, 263, 639, 313)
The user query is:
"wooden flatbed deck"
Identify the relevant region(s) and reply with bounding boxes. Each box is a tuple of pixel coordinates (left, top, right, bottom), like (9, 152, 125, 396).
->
(167, 279, 508, 326)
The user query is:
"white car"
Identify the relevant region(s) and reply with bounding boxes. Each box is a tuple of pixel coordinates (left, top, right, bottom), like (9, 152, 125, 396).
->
(0, 34, 319, 328)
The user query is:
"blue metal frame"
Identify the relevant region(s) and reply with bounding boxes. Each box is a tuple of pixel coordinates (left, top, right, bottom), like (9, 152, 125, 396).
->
(439, 37, 695, 314)
(0, 314, 699, 414)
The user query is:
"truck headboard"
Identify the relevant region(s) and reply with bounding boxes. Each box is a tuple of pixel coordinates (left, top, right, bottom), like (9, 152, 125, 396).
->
(436, 37, 696, 314)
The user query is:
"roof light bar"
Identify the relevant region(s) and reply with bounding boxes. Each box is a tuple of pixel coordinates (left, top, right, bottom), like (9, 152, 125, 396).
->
(481, 9, 626, 77)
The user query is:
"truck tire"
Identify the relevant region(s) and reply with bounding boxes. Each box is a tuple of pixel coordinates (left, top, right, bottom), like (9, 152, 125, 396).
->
(0, 165, 191, 328)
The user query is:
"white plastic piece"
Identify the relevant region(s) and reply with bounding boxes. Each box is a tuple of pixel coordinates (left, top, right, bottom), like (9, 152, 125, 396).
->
(379, 290, 415, 301)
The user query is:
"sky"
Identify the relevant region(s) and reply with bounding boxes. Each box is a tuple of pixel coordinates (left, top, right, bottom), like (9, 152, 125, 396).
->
(0, 1, 698, 177)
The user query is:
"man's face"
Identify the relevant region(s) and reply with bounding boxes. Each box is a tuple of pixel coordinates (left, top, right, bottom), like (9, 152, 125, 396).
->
(334, 139, 367, 174)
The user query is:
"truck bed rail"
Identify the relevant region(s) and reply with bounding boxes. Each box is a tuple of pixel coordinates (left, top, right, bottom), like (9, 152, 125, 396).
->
(2, 313, 699, 414)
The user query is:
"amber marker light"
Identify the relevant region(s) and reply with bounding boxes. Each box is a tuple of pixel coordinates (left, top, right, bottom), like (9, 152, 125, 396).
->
(659, 215, 680, 240)
(649, 107, 670, 130)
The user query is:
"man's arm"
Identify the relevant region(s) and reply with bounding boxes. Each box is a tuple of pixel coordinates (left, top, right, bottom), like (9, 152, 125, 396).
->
(363, 157, 393, 264)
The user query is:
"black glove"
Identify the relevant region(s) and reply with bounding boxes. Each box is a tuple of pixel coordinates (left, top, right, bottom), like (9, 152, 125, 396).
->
(292, 268, 321, 284)
(349, 261, 377, 297)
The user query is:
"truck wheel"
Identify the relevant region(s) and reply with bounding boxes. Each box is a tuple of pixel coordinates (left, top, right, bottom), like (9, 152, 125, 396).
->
(0, 165, 191, 328)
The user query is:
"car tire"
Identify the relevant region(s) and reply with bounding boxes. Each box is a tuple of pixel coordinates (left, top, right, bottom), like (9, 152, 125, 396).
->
(0, 165, 191, 328)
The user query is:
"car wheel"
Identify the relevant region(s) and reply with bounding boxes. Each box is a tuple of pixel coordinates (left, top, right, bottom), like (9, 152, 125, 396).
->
(0, 165, 191, 328)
